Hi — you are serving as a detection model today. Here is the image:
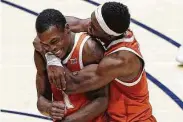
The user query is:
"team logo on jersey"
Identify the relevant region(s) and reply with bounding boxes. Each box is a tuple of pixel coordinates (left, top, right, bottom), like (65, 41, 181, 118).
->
(70, 58, 77, 64)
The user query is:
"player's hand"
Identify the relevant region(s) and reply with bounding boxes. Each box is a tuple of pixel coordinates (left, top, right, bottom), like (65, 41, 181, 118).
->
(47, 65, 66, 90)
(33, 36, 43, 52)
(48, 101, 66, 121)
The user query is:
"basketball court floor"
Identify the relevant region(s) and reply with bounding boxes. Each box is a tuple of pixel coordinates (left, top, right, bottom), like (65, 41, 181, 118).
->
(1, 0, 183, 122)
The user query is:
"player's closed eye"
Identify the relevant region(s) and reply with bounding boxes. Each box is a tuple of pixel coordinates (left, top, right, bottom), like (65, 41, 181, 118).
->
(50, 39, 59, 45)
(41, 44, 49, 51)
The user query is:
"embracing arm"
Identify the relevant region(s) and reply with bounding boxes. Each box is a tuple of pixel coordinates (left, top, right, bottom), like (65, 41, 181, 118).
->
(35, 51, 66, 120)
(65, 50, 142, 94)
(34, 50, 52, 116)
(65, 16, 90, 33)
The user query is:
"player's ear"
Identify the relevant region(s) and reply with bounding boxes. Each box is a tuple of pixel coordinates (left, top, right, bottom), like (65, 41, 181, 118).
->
(65, 23, 70, 34)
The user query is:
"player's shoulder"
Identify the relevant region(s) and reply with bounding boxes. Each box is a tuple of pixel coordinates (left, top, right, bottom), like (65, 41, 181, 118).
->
(82, 36, 104, 65)
(83, 35, 104, 54)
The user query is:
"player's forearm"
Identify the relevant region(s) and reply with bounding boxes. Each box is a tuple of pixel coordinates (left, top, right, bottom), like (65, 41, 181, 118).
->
(35, 49, 52, 117)
(65, 64, 113, 94)
(62, 96, 108, 122)
(36, 70, 52, 117)
(37, 96, 52, 117)
(36, 77, 52, 117)
(65, 16, 89, 32)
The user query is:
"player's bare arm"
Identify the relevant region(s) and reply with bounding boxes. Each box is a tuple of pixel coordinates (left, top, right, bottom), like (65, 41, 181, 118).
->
(65, 50, 143, 94)
(34, 50, 65, 120)
(65, 16, 90, 32)
(34, 50, 51, 115)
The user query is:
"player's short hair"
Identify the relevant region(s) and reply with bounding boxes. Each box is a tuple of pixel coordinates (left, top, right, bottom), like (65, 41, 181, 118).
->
(36, 9, 66, 33)
(102, 2, 130, 34)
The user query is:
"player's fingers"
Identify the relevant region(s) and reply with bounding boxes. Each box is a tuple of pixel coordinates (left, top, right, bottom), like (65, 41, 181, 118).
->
(52, 116, 63, 120)
(54, 75, 60, 89)
(52, 71, 58, 87)
(60, 73, 66, 90)
(51, 112, 64, 117)
(48, 71, 54, 84)
(55, 72, 62, 90)
(51, 109, 65, 119)
(51, 107, 63, 114)
(52, 102, 65, 109)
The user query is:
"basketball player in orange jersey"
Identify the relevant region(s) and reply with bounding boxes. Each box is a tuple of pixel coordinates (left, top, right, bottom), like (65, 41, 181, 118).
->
(34, 9, 108, 122)
(34, 2, 157, 122)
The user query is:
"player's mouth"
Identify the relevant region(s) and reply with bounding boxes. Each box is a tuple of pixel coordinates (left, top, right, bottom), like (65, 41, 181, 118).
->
(54, 48, 64, 58)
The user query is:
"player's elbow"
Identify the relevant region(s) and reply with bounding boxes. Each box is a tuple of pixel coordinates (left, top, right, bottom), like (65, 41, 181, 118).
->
(37, 97, 45, 114)
(37, 99, 42, 114)
(37, 97, 50, 117)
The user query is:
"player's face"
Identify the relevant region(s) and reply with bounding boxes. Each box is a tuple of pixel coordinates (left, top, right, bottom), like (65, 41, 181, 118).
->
(38, 25, 70, 59)
(88, 12, 111, 43)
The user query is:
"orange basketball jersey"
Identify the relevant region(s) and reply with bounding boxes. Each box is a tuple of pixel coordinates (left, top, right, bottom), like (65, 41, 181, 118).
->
(51, 33, 106, 122)
(105, 30, 156, 122)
